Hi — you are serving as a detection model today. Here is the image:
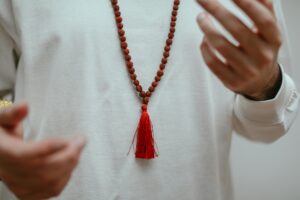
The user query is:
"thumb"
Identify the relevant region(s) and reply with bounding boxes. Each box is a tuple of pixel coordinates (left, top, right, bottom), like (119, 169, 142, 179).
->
(0, 102, 28, 129)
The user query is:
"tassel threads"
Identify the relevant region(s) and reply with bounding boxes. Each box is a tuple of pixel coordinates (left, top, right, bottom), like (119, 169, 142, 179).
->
(134, 104, 157, 159)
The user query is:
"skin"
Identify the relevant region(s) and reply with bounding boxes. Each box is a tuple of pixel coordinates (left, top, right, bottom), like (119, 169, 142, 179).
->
(196, 0, 282, 101)
(0, 103, 86, 200)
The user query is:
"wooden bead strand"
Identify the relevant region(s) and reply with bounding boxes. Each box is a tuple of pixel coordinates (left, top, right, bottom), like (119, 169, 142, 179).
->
(111, 0, 180, 111)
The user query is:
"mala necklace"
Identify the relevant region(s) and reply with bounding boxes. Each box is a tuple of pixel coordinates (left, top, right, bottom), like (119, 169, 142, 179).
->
(111, 0, 180, 159)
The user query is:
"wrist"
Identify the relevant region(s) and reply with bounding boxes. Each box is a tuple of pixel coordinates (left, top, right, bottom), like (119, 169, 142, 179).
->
(245, 64, 282, 101)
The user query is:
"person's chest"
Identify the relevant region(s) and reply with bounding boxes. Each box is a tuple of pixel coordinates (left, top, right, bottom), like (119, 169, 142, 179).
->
(12, 0, 242, 109)
(14, 0, 208, 88)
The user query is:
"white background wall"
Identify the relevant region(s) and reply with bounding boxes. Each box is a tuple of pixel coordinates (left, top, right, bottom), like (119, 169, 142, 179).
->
(232, 1, 300, 200)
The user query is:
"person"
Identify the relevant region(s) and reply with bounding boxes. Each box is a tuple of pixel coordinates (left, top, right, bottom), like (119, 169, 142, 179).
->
(0, 0, 299, 199)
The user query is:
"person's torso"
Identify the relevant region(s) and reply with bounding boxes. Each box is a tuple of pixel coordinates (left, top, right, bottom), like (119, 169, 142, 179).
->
(1, 0, 240, 199)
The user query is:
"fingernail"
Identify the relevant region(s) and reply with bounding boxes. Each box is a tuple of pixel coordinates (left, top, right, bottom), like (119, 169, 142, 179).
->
(72, 135, 86, 148)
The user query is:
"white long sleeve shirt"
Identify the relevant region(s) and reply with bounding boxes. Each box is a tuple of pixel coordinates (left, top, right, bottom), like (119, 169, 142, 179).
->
(0, 0, 299, 200)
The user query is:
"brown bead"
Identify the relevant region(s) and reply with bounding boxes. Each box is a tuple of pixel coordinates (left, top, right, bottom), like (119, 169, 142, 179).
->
(121, 42, 127, 49)
(173, 5, 179, 10)
(123, 49, 130, 55)
(130, 74, 137, 80)
(170, 21, 176, 27)
(129, 68, 135, 74)
(166, 39, 173, 45)
(125, 55, 131, 61)
(157, 70, 164, 77)
(152, 81, 158, 88)
(115, 11, 121, 17)
(161, 58, 168, 64)
(160, 64, 166, 70)
(171, 16, 177, 22)
(127, 61, 133, 68)
(120, 36, 126, 42)
(111, 0, 118, 5)
(116, 17, 122, 23)
(140, 91, 146, 98)
(165, 46, 171, 52)
(172, 11, 177, 16)
(118, 29, 125, 36)
(170, 27, 176, 33)
(136, 85, 143, 92)
(133, 80, 139, 86)
(113, 5, 120, 12)
(117, 23, 123, 29)
(149, 86, 155, 92)
(143, 97, 149, 104)
(168, 33, 174, 39)
(174, 0, 180, 5)
(155, 76, 161, 82)
(163, 52, 169, 58)
(146, 91, 152, 97)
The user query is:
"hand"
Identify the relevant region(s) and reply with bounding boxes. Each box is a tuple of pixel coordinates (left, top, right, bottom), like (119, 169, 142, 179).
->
(196, 0, 282, 100)
(0, 103, 86, 200)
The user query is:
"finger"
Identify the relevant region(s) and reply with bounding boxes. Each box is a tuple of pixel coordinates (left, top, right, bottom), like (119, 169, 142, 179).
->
(3, 153, 72, 193)
(201, 38, 237, 87)
(0, 136, 84, 181)
(21, 173, 71, 200)
(43, 135, 86, 169)
(33, 136, 85, 180)
(197, 13, 256, 78)
(2, 138, 78, 192)
(196, 0, 268, 59)
(0, 135, 69, 161)
(258, 0, 275, 14)
(10, 164, 72, 200)
(19, 138, 70, 159)
(233, 0, 282, 46)
(0, 103, 28, 128)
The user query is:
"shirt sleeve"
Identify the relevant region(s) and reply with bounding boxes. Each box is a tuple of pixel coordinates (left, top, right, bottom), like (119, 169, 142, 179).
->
(232, 0, 300, 143)
(0, 1, 18, 100)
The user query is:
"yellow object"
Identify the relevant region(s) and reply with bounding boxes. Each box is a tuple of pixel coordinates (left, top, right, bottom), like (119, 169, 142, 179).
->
(0, 100, 13, 109)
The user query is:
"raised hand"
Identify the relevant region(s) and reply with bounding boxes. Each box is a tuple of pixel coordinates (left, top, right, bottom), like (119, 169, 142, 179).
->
(0, 103, 86, 200)
(197, 0, 282, 100)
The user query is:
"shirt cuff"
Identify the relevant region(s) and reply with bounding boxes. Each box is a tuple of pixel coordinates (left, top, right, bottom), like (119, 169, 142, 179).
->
(235, 72, 299, 124)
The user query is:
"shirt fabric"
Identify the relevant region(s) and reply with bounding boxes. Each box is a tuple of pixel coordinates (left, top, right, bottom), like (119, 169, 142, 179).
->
(0, 0, 299, 200)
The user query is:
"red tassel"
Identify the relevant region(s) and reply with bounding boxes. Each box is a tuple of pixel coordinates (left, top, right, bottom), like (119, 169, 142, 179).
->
(134, 105, 157, 159)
